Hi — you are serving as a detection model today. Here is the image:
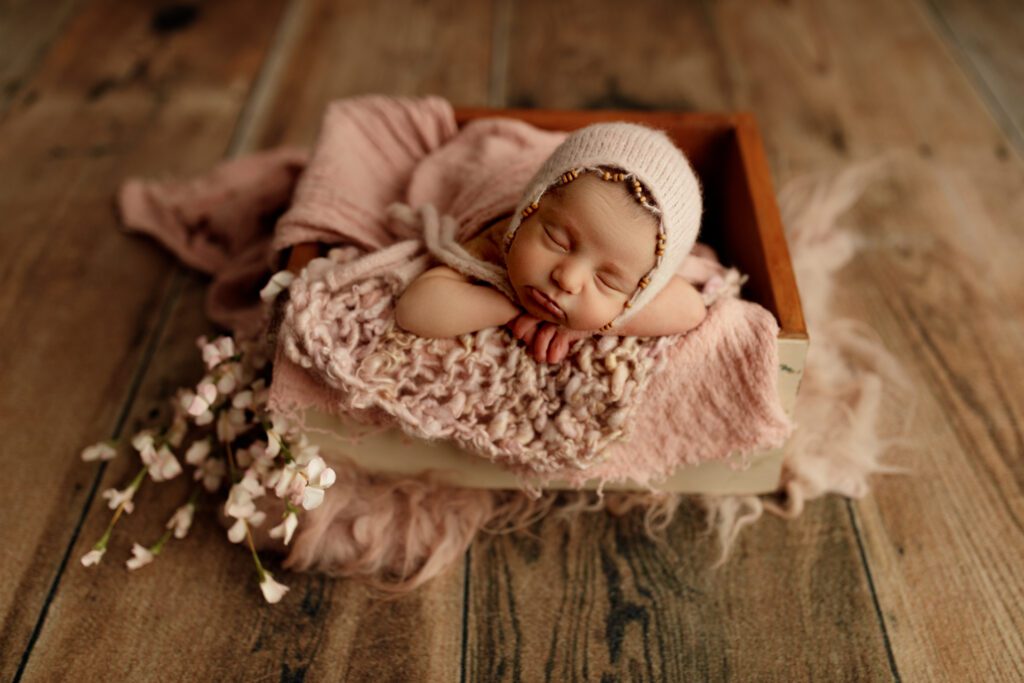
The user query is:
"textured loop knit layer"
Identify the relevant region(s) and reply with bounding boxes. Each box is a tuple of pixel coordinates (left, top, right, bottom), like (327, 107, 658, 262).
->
(280, 230, 683, 479)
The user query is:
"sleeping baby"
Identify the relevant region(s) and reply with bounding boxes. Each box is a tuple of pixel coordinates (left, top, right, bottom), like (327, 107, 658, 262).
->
(395, 122, 707, 363)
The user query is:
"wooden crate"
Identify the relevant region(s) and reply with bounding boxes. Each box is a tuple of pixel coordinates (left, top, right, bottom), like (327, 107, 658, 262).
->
(284, 109, 808, 495)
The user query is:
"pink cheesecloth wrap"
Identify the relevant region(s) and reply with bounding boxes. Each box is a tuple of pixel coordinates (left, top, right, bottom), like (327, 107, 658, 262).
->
(117, 95, 915, 593)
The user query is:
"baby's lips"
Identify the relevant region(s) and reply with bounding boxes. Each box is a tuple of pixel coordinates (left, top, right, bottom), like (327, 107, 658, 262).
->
(528, 286, 566, 321)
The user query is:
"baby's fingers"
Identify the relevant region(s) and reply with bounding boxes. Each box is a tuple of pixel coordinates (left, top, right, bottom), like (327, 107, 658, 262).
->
(510, 314, 541, 343)
(548, 333, 571, 364)
(531, 324, 558, 363)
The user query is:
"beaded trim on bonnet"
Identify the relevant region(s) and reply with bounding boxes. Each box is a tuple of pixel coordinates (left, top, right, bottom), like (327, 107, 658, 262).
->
(503, 122, 703, 328)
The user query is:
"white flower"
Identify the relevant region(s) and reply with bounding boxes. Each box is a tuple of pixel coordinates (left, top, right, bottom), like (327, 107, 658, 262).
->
(215, 336, 235, 360)
(291, 433, 320, 467)
(264, 415, 290, 457)
(268, 465, 301, 501)
(239, 468, 265, 498)
(180, 389, 213, 425)
(269, 511, 299, 546)
(227, 518, 246, 543)
(232, 390, 253, 409)
(80, 548, 105, 567)
(194, 457, 226, 492)
(225, 488, 255, 521)
(249, 441, 271, 463)
(199, 336, 236, 370)
(131, 430, 156, 453)
(197, 335, 213, 361)
(148, 444, 183, 482)
(184, 438, 212, 466)
(187, 380, 218, 418)
(166, 413, 188, 448)
(225, 470, 264, 520)
(216, 368, 238, 395)
(300, 456, 336, 511)
(101, 486, 136, 514)
(259, 270, 295, 303)
(81, 441, 117, 462)
(126, 543, 154, 571)
(132, 429, 158, 464)
(216, 407, 247, 443)
(226, 511, 266, 543)
(247, 442, 276, 478)
(166, 503, 195, 539)
(301, 488, 323, 510)
(259, 570, 290, 604)
(178, 388, 197, 414)
(268, 456, 334, 510)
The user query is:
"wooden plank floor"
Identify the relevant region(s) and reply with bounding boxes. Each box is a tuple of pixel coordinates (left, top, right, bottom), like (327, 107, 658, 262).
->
(1, 0, 1021, 680)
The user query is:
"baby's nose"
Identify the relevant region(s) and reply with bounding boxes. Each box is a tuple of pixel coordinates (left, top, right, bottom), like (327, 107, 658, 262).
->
(552, 260, 585, 294)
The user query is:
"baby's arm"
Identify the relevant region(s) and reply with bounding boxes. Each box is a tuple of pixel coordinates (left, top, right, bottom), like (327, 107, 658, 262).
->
(510, 276, 707, 363)
(609, 276, 707, 337)
(395, 266, 520, 338)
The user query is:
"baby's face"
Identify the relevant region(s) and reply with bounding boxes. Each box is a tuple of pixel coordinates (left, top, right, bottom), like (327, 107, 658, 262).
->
(506, 173, 657, 331)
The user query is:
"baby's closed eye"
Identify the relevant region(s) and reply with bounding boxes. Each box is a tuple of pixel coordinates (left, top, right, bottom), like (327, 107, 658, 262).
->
(596, 273, 624, 292)
(543, 224, 569, 250)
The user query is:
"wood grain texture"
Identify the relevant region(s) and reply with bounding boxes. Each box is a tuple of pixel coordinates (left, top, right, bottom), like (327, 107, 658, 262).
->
(0, 0, 288, 678)
(0, 0, 81, 117)
(503, 0, 732, 112)
(706, 0, 1024, 678)
(236, 0, 494, 152)
(925, 0, 1024, 151)
(466, 501, 892, 681)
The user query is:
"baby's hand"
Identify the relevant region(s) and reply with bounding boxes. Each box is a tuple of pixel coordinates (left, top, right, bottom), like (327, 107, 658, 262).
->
(507, 313, 592, 364)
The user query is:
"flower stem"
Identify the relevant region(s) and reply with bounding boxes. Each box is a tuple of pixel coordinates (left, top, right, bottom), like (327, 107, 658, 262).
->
(92, 466, 147, 550)
(149, 527, 174, 556)
(243, 520, 266, 582)
(224, 440, 238, 481)
(126, 465, 148, 491)
(226, 433, 270, 584)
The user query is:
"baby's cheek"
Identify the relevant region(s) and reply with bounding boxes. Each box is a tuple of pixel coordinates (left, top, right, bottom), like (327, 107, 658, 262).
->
(505, 252, 526, 288)
(571, 294, 619, 331)
(508, 240, 543, 283)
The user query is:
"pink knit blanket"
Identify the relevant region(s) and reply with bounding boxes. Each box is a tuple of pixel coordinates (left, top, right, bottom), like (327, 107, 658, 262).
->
(118, 95, 794, 491)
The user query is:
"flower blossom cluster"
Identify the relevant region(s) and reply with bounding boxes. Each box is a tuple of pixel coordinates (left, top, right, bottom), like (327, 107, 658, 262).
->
(78, 333, 336, 604)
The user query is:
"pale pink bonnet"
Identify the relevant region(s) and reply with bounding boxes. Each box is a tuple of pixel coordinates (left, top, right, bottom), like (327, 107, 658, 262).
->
(503, 122, 703, 327)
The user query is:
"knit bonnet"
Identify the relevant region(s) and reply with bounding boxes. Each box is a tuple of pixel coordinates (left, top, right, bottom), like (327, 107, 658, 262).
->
(503, 122, 702, 328)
